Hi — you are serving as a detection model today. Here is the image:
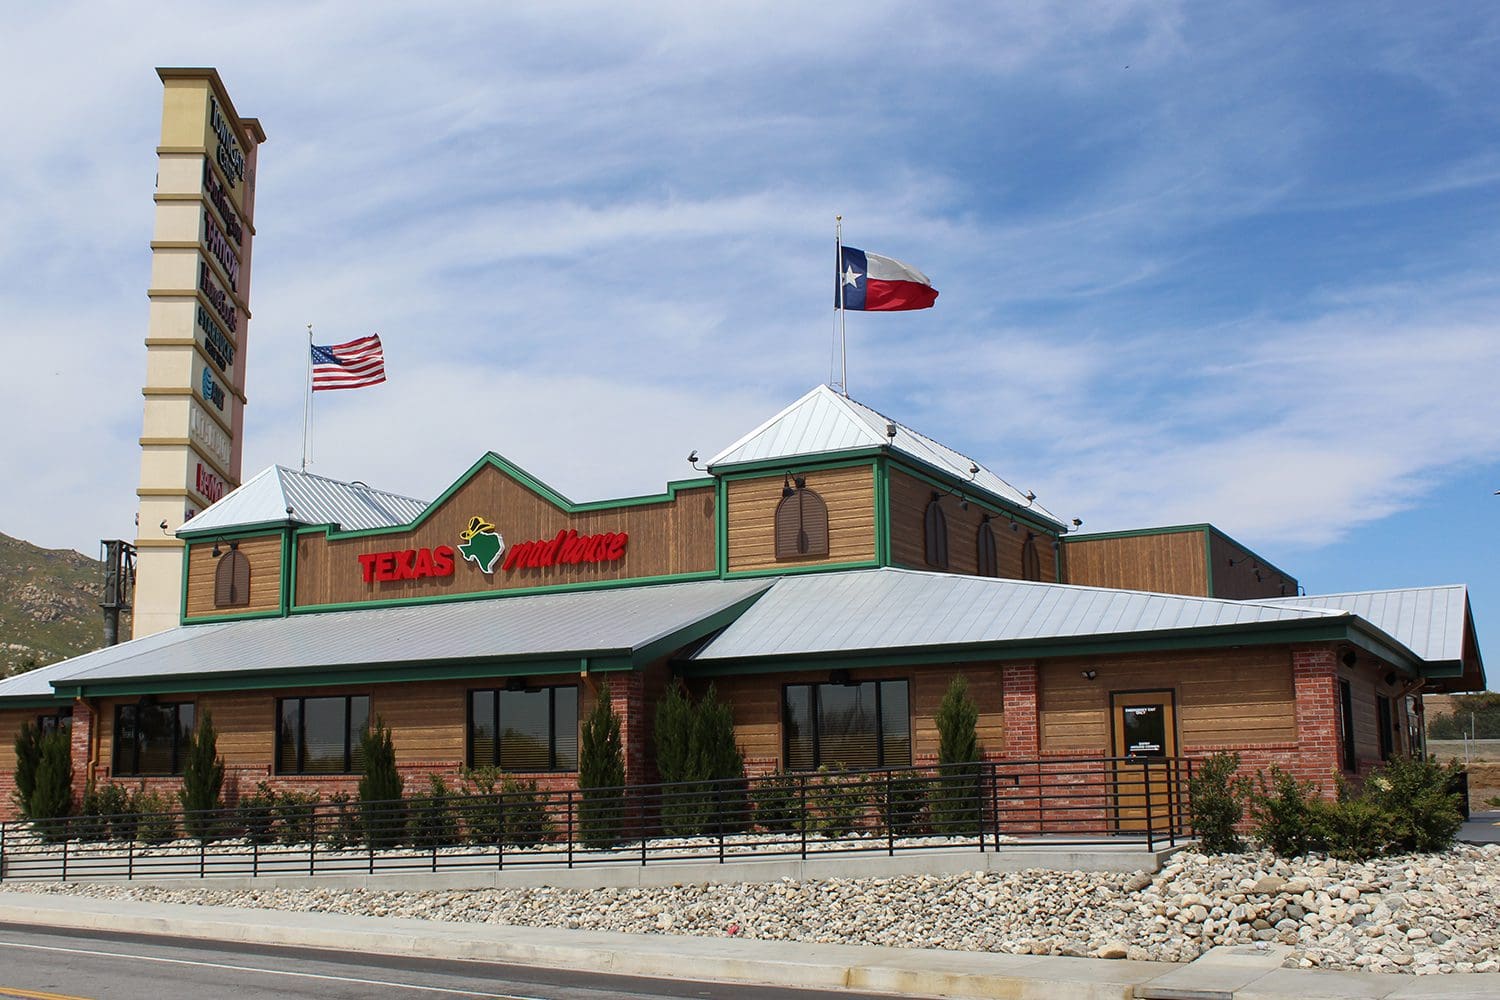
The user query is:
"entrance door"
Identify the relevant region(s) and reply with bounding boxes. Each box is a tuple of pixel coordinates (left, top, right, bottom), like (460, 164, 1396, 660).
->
(1110, 690, 1178, 832)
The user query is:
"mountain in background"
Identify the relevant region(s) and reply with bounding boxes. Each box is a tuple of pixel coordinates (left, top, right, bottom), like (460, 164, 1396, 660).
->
(0, 532, 113, 677)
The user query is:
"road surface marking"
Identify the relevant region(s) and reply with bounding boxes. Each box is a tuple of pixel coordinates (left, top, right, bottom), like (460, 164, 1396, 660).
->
(0, 988, 95, 1000)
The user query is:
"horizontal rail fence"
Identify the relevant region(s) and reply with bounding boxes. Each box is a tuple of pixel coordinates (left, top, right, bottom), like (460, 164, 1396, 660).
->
(0, 757, 1192, 882)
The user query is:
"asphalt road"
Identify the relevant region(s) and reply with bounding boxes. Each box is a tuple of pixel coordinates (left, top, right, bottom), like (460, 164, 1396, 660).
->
(0, 923, 930, 1000)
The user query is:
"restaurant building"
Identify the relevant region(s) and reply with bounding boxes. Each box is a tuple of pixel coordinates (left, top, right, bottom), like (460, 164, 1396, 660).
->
(0, 385, 1486, 820)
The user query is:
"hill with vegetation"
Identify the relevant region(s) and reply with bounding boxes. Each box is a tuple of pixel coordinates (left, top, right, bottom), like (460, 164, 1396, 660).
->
(0, 532, 110, 678)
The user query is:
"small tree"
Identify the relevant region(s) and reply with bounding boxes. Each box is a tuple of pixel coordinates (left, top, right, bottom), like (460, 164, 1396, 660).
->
(1246, 766, 1324, 857)
(692, 684, 747, 832)
(1364, 754, 1464, 853)
(358, 717, 404, 848)
(931, 675, 981, 834)
(654, 680, 698, 835)
(12, 721, 42, 816)
(179, 710, 226, 840)
(578, 682, 626, 848)
(1187, 752, 1244, 853)
(28, 729, 74, 840)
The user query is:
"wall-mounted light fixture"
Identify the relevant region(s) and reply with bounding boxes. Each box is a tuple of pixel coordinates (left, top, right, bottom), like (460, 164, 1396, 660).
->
(210, 539, 240, 559)
(1081, 669, 1098, 681)
(687, 450, 704, 471)
(885, 422, 897, 441)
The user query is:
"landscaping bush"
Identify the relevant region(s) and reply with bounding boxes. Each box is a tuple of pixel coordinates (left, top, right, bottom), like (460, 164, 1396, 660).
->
(500, 777, 552, 847)
(1187, 752, 1244, 854)
(321, 792, 362, 849)
(179, 710, 226, 841)
(408, 774, 459, 849)
(654, 681, 697, 835)
(78, 781, 132, 842)
(460, 767, 505, 846)
(28, 728, 74, 841)
(12, 721, 42, 816)
(358, 717, 405, 848)
(808, 766, 868, 838)
(274, 790, 321, 846)
(132, 786, 177, 844)
(1314, 790, 1389, 861)
(1364, 755, 1465, 853)
(752, 771, 807, 834)
(931, 675, 982, 834)
(236, 782, 278, 845)
(578, 683, 626, 848)
(1246, 766, 1324, 857)
(882, 770, 931, 837)
(653, 682, 747, 837)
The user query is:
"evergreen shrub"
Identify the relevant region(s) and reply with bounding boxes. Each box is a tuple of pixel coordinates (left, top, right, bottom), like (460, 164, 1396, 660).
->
(358, 717, 405, 848)
(1187, 752, 1244, 854)
(237, 782, 278, 845)
(1246, 766, 1324, 858)
(409, 774, 459, 849)
(752, 772, 807, 834)
(29, 729, 74, 841)
(931, 675, 981, 834)
(179, 711, 226, 840)
(578, 683, 626, 848)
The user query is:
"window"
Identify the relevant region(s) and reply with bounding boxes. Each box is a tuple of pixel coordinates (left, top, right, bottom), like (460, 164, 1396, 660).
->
(774, 482, 830, 559)
(923, 495, 948, 569)
(469, 685, 579, 771)
(37, 707, 73, 735)
(1376, 695, 1394, 761)
(214, 547, 251, 608)
(1020, 533, 1042, 581)
(783, 679, 910, 771)
(114, 702, 194, 776)
(276, 695, 370, 774)
(1338, 679, 1356, 772)
(976, 518, 998, 577)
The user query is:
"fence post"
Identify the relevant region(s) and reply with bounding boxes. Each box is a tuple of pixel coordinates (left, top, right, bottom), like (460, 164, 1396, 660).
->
(975, 764, 986, 854)
(567, 790, 575, 869)
(1, 822, 6, 882)
(200, 831, 206, 879)
(716, 783, 726, 865)
(253, 832, 259, 878)
(885, 769, 894, 857)
(991, 764, 1002, 852)
(127, 829, 134, 881)
(1143, 760, 1155, 853)
(799, 773, 808, 860)
(60, 830, 68, 882)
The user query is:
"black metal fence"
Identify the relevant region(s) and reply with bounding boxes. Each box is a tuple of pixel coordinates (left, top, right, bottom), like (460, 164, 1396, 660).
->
(0, 757, 1193, 882)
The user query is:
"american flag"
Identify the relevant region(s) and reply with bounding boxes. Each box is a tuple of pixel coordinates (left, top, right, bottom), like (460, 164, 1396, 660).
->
(311, 335, 386, 391)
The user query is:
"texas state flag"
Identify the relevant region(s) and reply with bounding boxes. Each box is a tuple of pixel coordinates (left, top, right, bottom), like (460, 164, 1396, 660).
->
(836, 246, 939, 311)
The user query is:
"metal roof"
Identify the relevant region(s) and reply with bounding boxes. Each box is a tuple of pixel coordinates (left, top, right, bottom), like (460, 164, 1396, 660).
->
(689, 568, 1348, 662)
(1264, 586, 1472, 664)
(15, 579, 771, 697)
(180, 466, 430, 536)
(708, 386, 1061, 525)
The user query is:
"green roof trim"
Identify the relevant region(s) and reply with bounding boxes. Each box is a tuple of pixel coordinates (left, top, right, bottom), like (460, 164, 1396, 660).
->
(724, 559, 880, 581)
(888, 461, 1062, 535)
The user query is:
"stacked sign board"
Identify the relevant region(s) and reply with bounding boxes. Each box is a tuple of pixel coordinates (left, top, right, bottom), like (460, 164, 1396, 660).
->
(134, 69, 264, 638)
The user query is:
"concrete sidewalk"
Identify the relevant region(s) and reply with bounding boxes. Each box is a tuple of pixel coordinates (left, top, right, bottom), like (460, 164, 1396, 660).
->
(1, 890, 1497, 1000)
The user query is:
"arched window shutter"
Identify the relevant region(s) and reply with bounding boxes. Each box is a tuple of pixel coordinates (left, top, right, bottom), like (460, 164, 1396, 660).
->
(214, 549, 252, 608)
(1021, 533, 1042, 581)
(775, 486, 829, 559)
(976, 518, 998, 577)
(924, 495, 949, 569)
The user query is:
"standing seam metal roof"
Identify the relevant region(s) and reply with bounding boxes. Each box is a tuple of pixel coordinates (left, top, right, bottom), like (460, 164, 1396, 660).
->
(1263, 586, 1471, 664)
(179, 465, 430, 535)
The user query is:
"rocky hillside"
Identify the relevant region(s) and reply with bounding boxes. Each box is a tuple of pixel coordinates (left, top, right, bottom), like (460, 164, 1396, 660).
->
(0, 532, 112, 677)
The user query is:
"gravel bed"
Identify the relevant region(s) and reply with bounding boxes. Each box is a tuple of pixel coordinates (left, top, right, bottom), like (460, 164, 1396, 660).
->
(9, 845, 1500, 974)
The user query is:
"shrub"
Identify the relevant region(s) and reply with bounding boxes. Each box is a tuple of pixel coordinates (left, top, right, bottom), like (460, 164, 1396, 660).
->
(322, 792, 361, 849)
(654, 681, 698, 835)
(408, 774, 459, 849)
(78, 780, 133, 842)
(28, 729, 74, 841)
(500, 777, 553, 847)
(1314, 792, 1389, 861)
(808, 766, 868, 838)
(461, 767, 505, 846)
(237, 782, 278, 845)
(132, 786, 177, 844)
(12, 721, 42, 816)
(1247, 766, 1324, 857)
(358, 717, 405, 848)
(752, 771, 807, 834)
(882, 771, 930, 837)
(179, 711, 226, 841)
(653, 682, 747, 837)
(693, 685, 748, 832)
(1364, 755, 1464, 853)
(931, 675, 982, 834)
(1187, 752, 1244, 854)
(274, 790, 321, 846)
(578, 683, 626, 848)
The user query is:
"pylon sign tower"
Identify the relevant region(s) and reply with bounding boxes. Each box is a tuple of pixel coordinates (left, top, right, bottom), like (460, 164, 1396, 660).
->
(133, 68, 264, 638)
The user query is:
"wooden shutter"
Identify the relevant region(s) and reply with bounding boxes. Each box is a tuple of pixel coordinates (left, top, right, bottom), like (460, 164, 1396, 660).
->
(775, 487, 829, 559)
(1020, 534, 1042, 581)
(924, 497, 948, 569)
(214, 549, 251, 607)
(976, 519, 998, 577)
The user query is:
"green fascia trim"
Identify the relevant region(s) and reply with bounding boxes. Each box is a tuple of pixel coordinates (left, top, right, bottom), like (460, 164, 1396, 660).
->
(874, 455, 890, 567)
(890, 461, 1064, 534)
(178, 519, 296, 540)
(1420, 660, 1464, 679)
(1062, 523, 1213, 543)
(298, 454, 716, 545)
(709, 448, 887, 478)
(279, 530, 292, 615)
(181, 608, 287, 626)
(291, 569, 720, 616)
(0, 696, 74, 708)
(1201, 525, 1216, 597)
(724, 559, 880, 581)
(177, 539, 191, 625)
(1205, 525, 1297, 590)
(630, 588, 773, 666)
(680, 620, 1367, 675)
(715, 476, 728, 577)
(69, 656, 637, 699)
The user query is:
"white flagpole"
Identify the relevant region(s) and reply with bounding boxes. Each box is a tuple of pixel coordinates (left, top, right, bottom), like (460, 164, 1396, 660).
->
(835, 215, 848, 396)
(301, 323, 313, 471)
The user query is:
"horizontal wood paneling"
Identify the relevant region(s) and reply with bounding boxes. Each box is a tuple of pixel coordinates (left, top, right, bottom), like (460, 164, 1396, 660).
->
(1038, 647, 1298, 752)
(1209, 532, 1298, 600)
(726, 466, 876, 573)
(296, 466, 716, 608)
(0, 709, 34, 771)
(1061, 531, 1207, 596)
(697, 664, 1004, 769)
(888, 468, 1058, 582)
(184, 534, 282, 618)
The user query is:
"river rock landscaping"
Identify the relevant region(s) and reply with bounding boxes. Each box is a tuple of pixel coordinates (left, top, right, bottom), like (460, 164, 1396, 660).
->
(8, 844, 1499, 975)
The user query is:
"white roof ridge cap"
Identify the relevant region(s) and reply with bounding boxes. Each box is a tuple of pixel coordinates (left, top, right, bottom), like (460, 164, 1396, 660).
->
(1279, 584, 1468, 599)
(707, 385, 877, 467)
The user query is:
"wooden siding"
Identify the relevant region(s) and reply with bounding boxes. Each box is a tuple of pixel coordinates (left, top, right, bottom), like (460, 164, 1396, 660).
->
(184, 534, 283, 619)
(698, 664, 1004, 770)
(295, 465, 716, 608)
(1339, 653, 1409, 765)
(726, 465, 876, 573)
(1208, 532, 1298, 600)
(1037, 647, 1298, 753)
(888, 468, 1059, 582)
(1061, 530, 1208, 596)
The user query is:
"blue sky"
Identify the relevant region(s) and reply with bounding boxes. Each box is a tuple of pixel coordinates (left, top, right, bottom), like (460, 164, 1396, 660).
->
(1, 2, 1497, 675)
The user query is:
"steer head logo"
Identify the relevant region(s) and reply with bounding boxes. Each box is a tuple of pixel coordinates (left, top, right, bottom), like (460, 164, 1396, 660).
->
(457, 515, 505, 574)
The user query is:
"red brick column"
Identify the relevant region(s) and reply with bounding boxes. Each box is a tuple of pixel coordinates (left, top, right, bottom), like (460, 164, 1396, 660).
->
(1001, 662, 1039, 759)
(69, 699, 95, 807)
(1291, 646, 1341, 793)
(607, 671, 649, 785)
